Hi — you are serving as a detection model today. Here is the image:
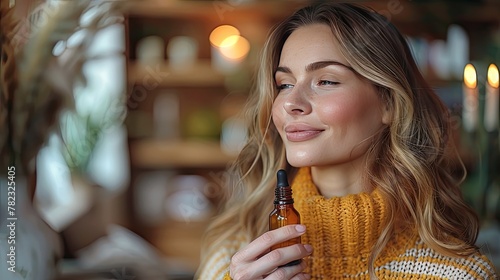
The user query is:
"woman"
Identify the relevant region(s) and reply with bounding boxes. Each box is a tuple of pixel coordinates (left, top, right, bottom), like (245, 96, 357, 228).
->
(196, 2, 498, 279)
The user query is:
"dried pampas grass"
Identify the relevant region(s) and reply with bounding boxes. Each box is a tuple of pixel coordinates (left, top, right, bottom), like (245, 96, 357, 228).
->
(0, 4, 19, 171)
(1, 0, 123, 175)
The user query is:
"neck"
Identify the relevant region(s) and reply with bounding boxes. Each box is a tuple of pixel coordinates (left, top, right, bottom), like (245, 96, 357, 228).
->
(310, 157, 370, 198)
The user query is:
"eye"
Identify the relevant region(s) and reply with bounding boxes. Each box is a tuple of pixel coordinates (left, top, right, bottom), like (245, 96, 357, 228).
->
(317, 80, 339, 86)
(277, 83, 294, 91)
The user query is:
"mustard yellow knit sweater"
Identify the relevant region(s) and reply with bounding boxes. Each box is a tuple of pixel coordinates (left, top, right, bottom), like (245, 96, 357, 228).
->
(198, 167, 498, 279)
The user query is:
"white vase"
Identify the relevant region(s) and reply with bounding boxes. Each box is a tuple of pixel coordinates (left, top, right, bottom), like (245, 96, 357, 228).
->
(0, 176, 63, 280)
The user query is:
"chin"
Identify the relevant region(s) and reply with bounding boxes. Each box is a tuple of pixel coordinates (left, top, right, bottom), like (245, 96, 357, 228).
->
(285, 155, 317, 168)
(287, 162, 308, 168)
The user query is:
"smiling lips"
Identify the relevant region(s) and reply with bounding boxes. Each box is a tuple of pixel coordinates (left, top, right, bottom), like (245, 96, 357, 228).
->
(284, 124, 324, 142)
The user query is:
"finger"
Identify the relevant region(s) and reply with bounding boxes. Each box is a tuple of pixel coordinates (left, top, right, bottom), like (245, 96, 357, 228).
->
(241, 244, 312, 279)
(230, 244, 313, 280)
(233, 225, 306, 263)
(290, 273, 311, 280)
(256, 243, 313, 272)
(265, 259, 309, 280)
(231, 243, 312, 279)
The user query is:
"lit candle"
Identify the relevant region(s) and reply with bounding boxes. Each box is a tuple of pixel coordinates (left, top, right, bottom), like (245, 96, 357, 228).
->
(209, 25, 250, 73)
(209, 25, 239, 73)
(484, 64, 499, 132)
(462, 63, 478, 132)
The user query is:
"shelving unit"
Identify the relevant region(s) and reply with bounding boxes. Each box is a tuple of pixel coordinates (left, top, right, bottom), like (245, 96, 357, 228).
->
(129, 139, 236, 169)
(122, 1, 299, 274)
(128, 60, 225, 87)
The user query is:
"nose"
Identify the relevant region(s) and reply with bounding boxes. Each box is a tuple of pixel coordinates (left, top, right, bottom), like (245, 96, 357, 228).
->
(283, 85, 312, 115)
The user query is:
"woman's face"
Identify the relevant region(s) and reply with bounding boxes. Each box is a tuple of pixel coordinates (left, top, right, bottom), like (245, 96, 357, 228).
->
(272, 24, 389, 169)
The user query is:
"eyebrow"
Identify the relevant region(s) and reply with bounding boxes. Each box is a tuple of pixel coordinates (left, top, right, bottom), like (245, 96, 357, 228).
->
(275, 60, 355, 75)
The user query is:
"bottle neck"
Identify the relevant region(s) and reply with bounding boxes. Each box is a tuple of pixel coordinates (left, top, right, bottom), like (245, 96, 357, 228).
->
(274, 186, 294, 205)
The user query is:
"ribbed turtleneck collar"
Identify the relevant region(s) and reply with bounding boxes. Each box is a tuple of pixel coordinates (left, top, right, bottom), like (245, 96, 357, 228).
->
(291, 167, 387, 258)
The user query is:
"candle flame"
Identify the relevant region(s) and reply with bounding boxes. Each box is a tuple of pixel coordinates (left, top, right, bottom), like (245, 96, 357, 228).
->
(209, 25, 240, 47)
(487, 64, 499, 88)
(464, 64, 477, 88)
(220, 35, 250, 60)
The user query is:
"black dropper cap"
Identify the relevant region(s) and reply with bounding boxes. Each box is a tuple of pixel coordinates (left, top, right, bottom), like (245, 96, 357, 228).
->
(277, 169, 289, 188)
(275, 169, 293, 204)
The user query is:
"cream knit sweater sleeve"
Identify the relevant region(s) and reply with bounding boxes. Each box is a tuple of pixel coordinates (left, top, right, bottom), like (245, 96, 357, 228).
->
(197, 246, 231, 279)
(197, 233, 248, 280)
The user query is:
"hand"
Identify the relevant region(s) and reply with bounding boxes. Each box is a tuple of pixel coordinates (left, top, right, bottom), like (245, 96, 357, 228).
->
(229, 224, 313, 280)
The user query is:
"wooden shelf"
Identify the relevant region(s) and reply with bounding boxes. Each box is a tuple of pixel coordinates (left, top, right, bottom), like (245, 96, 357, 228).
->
(148, 220, 210, 273)
(129, 139, 236, 168)
(123, 1, 500, 23)
(128, 60, 225, 88)
(123, 0, 304, 21)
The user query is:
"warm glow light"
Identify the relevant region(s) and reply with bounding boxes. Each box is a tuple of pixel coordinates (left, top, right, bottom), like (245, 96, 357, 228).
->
(209, 25, 240, 47)
(463, 63, 477, 88)
(487, 64, 499, 88)
(219, 35, 239, 48)
(220, 35, 250, 60)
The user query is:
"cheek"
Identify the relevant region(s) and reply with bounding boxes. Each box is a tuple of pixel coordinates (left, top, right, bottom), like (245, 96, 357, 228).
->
(317, 95, 381, 129)
(271, 98, 284, 129)
(317, 96, 359, 124)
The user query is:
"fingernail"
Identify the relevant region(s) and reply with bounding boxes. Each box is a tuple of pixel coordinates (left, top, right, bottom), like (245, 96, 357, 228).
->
(295, 224, 306, 232)
(304, 244, 313, 254)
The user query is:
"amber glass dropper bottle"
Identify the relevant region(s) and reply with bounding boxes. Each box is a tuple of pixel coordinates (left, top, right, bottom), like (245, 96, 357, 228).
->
(269, 169, 302, 267)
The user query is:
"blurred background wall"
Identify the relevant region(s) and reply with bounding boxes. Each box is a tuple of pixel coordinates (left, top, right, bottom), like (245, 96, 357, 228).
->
(1, 0, 499, 279)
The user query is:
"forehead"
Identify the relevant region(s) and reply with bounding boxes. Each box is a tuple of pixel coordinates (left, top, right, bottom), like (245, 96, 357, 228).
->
(279, 23, 348, 66)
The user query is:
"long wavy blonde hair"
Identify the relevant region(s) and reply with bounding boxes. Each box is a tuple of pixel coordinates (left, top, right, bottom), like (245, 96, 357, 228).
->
(198, 2, 479, 278)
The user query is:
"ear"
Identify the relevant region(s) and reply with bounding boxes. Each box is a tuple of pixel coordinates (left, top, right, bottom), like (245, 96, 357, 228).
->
(381, 104, 392, 125)
(378, 87, 392, 125)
